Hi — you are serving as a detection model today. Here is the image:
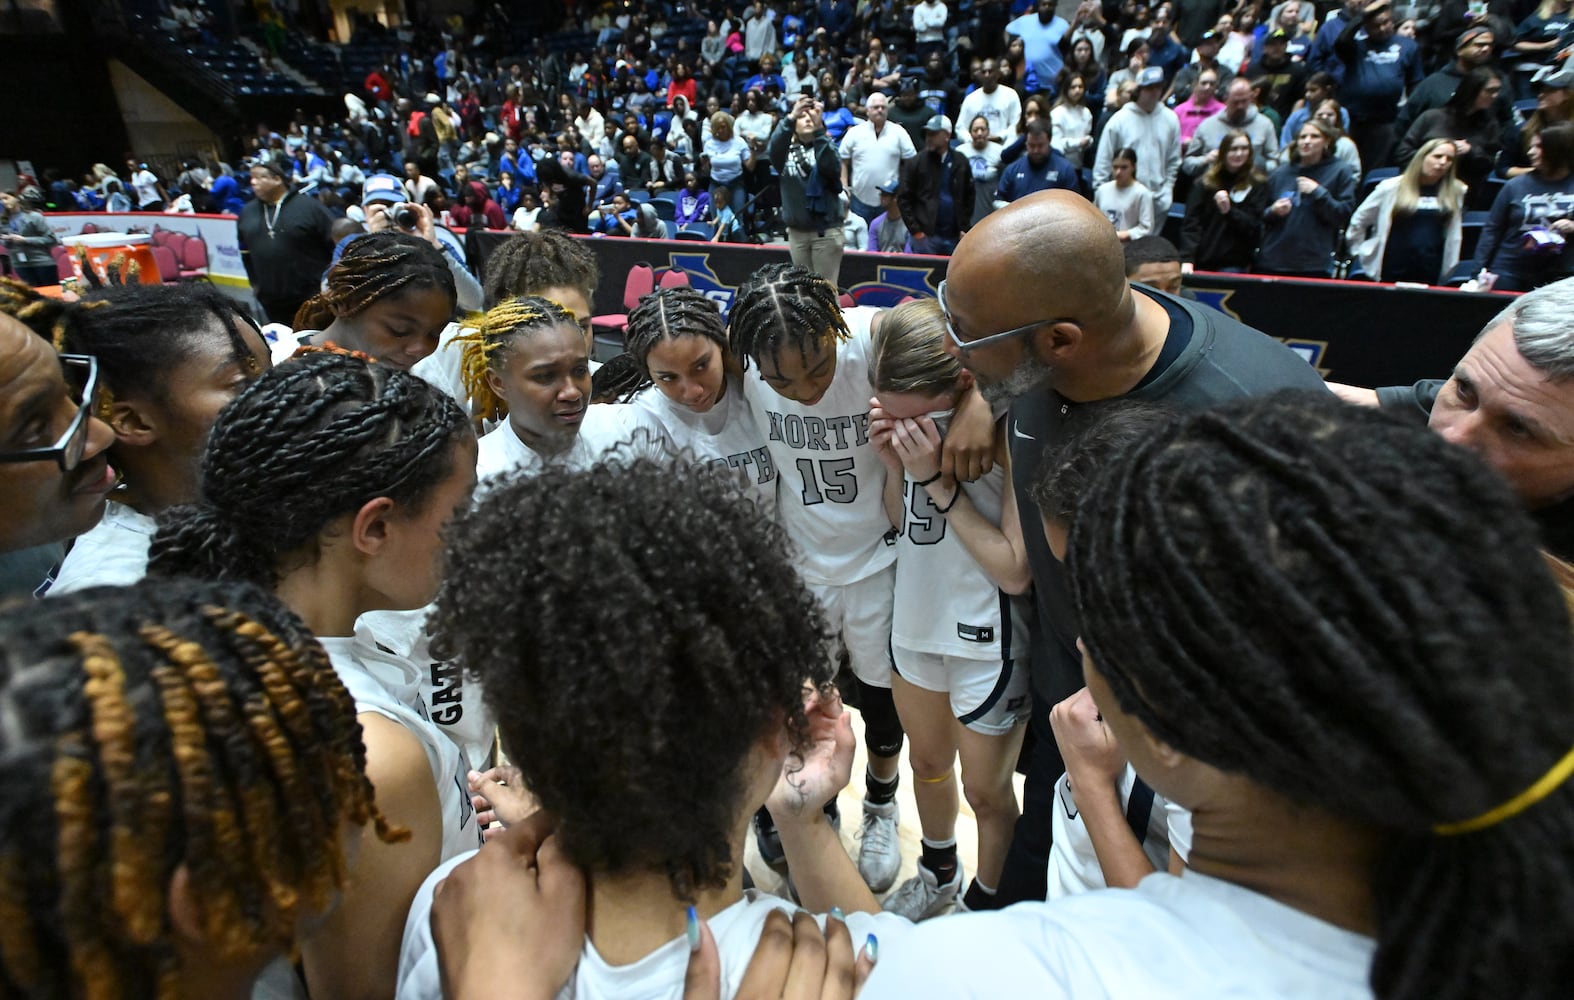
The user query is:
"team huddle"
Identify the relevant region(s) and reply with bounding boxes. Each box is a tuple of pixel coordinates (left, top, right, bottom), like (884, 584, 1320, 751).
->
(0, 190, 1571, 1000)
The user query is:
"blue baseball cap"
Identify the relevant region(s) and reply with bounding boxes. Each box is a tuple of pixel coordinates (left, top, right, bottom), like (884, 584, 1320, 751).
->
(362, 172, 404, 205)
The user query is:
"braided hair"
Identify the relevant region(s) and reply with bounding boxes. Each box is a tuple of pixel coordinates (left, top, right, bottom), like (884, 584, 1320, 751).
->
(148, 351, 471, 589)
(292, 232, 456, 332)
(453, 296, 581, 422)
(65, 282, 264, 406)
(594, 286, 729, 403)
(437, 456, 834, 903)
(479, 229, 598, 309)
(0, 578, 401, 1000)
(727, 263, 849, 373)
(1066, 390, 1574, 1000)
(0, 277, 106, 351)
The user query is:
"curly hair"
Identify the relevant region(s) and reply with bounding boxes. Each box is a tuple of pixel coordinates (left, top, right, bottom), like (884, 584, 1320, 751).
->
(727, 263, 849, 374)
(1066, 390, 1574, 1000)
(148, 351, 471, 590)
(595, 286, 730, 402)
(435, 456, 835, 902)
(0, 578, 400, 1000)
(292, 232, 456, 332)
(479, 229, 599, 310)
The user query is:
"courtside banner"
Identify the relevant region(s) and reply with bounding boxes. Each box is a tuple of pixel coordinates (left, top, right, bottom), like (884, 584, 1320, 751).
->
(42, 212, 249, 290)
(466, 230, 1511, 389)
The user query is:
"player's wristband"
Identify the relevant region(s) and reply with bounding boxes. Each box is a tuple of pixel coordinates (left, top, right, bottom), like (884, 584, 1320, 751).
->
(914, 470, 943, 487)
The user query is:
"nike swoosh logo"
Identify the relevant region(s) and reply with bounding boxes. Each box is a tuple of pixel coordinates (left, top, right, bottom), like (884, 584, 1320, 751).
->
(1012, 422, 1036, 441)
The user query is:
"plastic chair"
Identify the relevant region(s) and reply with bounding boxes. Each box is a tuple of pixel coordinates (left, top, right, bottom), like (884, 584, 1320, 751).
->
(179, 238, 209, 280)
(663, 220, 678, 239)
(658, 267, 690, 289)
(591, 262, 656, 337)
(149, 245, 181, 285)
(52, 245, 75, 282)
(675, 223, 714, 241)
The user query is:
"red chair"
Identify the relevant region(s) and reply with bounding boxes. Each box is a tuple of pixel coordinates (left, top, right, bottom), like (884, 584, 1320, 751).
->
(591, 263, 655, 337)
(838, 293, 855, 308)
(80, 222, 98, 234)
(179, 238, 209, 280)
(657, 267, 690, 289)
(53, 245, 75, 282)
(149, 245, 181, 285)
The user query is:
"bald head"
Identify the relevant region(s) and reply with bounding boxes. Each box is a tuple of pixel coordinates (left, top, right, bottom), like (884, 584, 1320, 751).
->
(950, 191, 1130, 330)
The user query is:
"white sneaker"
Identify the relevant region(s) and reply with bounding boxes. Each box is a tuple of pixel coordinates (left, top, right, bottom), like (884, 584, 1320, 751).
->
(882, 861, 963, 921)
(856, 799, 901, 892)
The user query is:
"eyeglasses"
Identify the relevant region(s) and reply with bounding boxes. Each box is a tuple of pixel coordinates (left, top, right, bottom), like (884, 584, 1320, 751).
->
(937, 279, 1070, 354)
(0, 354, 101, 472)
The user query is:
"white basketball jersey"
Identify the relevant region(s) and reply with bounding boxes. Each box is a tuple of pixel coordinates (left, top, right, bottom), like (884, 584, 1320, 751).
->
(1047, 763, 1181, 899)
(891, 412, 1030, 662)
(629, 373, 777, 514)
(361, 608, 495, 774)
(475, 403, 656, 480)
(320, 630, 482, 861)
(742, 308, 894, 587)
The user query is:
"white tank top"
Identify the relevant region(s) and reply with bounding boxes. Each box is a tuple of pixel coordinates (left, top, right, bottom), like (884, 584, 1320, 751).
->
(891, 412, 1030, 662)
(320, 628, 482, 861)
(742, 308, 895, 586)
(629, 373, 777, 514)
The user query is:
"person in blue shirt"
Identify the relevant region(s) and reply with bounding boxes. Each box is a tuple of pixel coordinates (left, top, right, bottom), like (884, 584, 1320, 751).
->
(994, 120, 1082, 205)
(1144, 7, 1190, 82)
(822, 87, 858, 142)
(1007, 0, 1071, 97)
(1307, 0, 1365, 73)
(815, 0, 854, 36)
(744, 54, 787, 93)
(1334, 0, 1424, 170)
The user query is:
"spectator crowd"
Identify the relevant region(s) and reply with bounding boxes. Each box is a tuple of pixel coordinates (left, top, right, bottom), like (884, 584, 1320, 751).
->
(9, 0, 1574, 292)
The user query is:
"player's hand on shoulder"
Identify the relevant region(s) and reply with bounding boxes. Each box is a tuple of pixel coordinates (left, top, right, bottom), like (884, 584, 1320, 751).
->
(685, 907, 875, 1000)
(433, 823, 585, 1000)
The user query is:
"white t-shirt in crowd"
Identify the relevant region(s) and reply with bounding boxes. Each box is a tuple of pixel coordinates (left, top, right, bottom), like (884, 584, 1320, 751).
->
(48, 502, 156, 594)
(1046, 764, 1188, 899)
(839, 121, 918, 206)
(396, 865, 910, 1000)
(629, 373, 776, 514)
(475, 404, 657, 480)
(132, 168, 162, 207)
(958, 86, 1022, 140)
(741, 307, 894, 587)
(862, 871, 1377, 999)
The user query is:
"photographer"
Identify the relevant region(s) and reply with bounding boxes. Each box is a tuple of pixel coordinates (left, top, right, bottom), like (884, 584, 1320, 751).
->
(770, 94, 845, 283)
(346, 172, 483, 311)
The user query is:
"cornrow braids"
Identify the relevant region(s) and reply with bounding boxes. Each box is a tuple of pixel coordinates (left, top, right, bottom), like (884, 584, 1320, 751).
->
(0, 277, 108, 351)
(727, 262, 849, 373)
(453, 295, 580, 422)
(480, 230, 599, 309)
(601, 287, 730, 403)
(293, 232, 456, 332)
(1065, 391, 1574, 1000)
(0, 579, 397, 1000)
(65, 282, 265, 402)
(148, 350, 471, 590)
(437, 457, 835, 903)
(1028, 400, 1174, 524)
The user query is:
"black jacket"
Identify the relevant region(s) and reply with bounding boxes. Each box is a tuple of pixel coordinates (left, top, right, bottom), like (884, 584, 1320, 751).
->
(898, 144, 974, 241)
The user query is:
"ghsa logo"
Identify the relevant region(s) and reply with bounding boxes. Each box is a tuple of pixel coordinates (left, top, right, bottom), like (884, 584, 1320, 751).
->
(652, 254, 943, 318)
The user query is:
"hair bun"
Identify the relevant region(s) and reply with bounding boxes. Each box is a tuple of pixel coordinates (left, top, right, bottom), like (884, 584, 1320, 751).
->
(148, 503, 275, 588)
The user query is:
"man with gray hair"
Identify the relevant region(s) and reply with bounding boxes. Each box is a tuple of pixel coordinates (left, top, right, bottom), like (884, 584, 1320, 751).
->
(1333, 276, 1574, 559)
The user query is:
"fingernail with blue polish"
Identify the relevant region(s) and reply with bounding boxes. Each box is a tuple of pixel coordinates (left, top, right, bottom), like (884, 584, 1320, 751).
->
(686, 905, 701, 953)
(830, 906, 845, 921)
(863, 934, 879, 964)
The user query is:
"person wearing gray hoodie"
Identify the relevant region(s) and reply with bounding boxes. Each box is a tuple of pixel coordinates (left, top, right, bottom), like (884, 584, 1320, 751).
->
(1181, 80, 1281, 177)
(1092, 67, 1183, 215)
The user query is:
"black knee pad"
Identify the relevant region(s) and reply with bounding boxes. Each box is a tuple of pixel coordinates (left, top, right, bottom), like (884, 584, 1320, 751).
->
(858, 679, 905, 759)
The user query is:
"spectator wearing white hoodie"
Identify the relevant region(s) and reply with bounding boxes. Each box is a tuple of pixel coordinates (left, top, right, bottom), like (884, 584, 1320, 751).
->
(1093, 67, 1182, 214)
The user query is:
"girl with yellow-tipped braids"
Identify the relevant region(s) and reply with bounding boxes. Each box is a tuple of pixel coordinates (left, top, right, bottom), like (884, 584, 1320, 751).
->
(0, 577, 402, 1000)
(459, 295, 657, 479)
